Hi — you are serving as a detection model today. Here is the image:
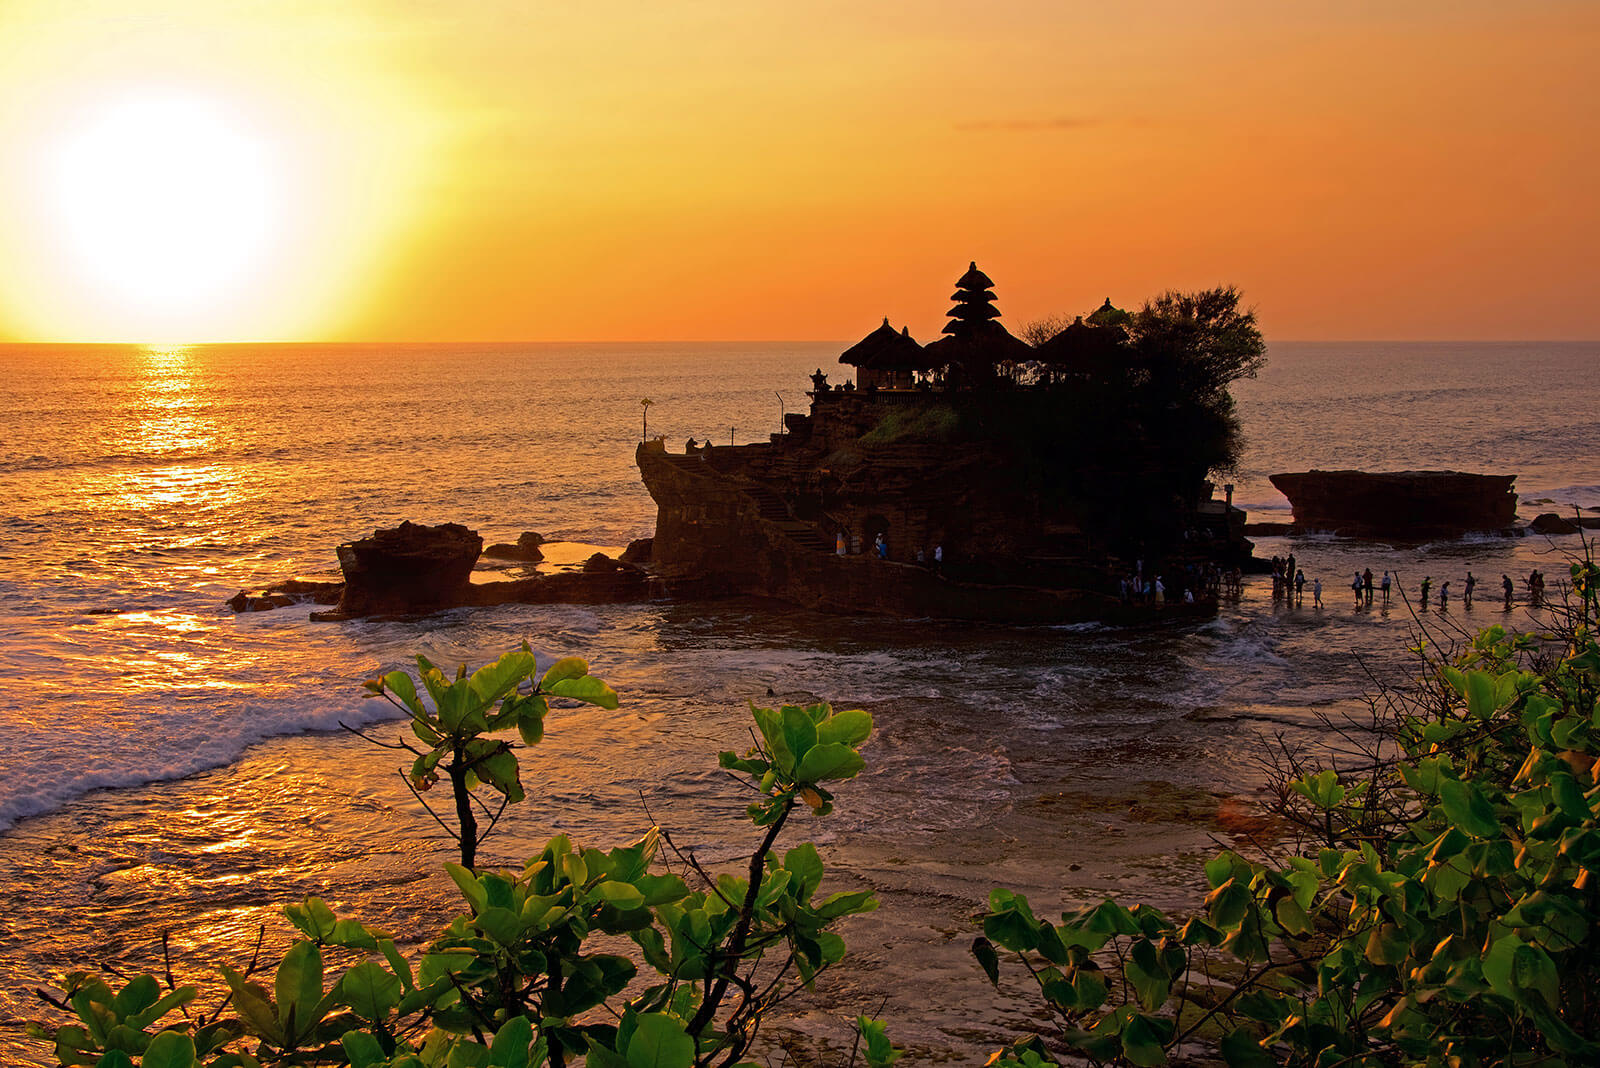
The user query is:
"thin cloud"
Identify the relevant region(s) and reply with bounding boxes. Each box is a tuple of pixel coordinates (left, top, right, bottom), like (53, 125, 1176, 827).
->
(953, 117, 1100, 132)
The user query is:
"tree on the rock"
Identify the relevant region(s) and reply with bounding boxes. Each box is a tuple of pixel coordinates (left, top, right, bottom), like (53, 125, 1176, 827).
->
(1128, 285, 1265, 404)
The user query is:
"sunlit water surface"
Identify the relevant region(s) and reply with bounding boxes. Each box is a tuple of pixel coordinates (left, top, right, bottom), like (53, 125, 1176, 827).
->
(0, 341, 1596, 1062)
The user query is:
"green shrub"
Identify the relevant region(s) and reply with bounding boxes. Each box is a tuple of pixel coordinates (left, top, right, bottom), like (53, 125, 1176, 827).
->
(29, 655, 889, 1068)
(977, 555, 1600, 1066)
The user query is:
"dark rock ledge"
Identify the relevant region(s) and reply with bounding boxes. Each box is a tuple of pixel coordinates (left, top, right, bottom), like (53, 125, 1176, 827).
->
(227, 522, 653, 620)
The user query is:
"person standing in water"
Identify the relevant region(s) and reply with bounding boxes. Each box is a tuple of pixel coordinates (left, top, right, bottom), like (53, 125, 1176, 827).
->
(1421, 576, 1432, 608)
(1312, 577, 1322, 608)
(1363, 568, 1374, 604)
(1464, 571, 1476, 608)
(1502, 573, 1514, 610)
(1439, 580, 1450, 610)
(1380, 571, 1392, 603)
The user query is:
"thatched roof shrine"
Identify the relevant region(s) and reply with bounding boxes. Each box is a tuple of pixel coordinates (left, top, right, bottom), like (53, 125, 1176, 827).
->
(839, 317, 929, 371)
(1037, 315, 1128, 372)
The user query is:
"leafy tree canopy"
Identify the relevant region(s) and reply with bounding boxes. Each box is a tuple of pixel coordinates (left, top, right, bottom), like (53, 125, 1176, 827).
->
(1129, 286, 1266, 403)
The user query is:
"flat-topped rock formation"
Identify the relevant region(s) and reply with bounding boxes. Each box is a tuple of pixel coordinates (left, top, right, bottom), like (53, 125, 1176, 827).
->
(1269, 470, 1516, 539)
(333, 521, 482, 617)
(230, 521, 654, 619)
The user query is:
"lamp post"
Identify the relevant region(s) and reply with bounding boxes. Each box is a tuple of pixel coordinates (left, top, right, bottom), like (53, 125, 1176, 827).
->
(640, 398, 654, 440)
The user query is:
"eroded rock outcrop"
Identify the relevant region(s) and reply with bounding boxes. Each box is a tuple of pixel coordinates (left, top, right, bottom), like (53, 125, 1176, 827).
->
(324, 521, 483, 618)
(1269, 470, 1516, 539)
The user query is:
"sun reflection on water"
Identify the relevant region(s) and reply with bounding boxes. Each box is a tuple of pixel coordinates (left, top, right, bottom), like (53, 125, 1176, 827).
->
(111, 344, 219, 458)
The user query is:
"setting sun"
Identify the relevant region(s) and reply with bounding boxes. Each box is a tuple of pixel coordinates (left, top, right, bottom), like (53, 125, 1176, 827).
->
(0, 0, 437, 343)
(46, 88, 281, 320)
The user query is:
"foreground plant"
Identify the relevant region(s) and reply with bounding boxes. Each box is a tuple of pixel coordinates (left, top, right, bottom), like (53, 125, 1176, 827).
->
(977, 555, 1600, 1066)
(357, 644, 618, 869)
(30, 654, 890, 1068)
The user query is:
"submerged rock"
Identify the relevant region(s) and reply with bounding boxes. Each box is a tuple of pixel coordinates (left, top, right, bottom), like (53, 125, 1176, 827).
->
(484, 531, 546, 561)
(1530, 512, 1580, 535)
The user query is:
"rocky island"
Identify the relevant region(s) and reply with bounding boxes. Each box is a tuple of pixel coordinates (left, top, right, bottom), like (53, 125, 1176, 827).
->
(636, 266, 1266, 622)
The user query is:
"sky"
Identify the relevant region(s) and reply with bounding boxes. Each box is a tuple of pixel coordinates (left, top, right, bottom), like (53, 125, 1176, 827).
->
(0, 0, 1595, 343)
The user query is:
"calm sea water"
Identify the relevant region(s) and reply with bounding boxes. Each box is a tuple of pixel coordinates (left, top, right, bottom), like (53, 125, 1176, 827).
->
(0, 340, 1596, 1061)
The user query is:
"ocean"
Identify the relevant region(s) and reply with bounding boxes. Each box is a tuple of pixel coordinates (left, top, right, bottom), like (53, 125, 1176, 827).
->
(0, 340, 1596, 1061)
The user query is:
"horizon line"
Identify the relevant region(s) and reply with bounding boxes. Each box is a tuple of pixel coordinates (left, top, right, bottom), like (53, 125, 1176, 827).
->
(4, 337, 1600, 348)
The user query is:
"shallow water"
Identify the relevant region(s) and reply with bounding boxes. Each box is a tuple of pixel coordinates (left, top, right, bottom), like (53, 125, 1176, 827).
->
(1, 340, 1596, 1061)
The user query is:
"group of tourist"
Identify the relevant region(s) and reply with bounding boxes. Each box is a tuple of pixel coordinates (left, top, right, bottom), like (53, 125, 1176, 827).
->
(1271, 556, 1554, 612)
(1117, 561, 1236, 606)
(833, 531, 945, 573)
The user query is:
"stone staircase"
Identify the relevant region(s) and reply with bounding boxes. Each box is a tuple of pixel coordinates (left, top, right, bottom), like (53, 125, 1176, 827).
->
(743, 483, 830, 552)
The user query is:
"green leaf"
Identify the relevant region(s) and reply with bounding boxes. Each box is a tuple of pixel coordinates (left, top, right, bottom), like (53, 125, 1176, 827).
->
(1512, 942, 1561, 1010)
(1439, 777, 1500, 838)
(1552, 771, 1589, 821)
(1206, 881, 1252, 930)
(274, 941, 324, 1036)
(489, 1015, 535, 1068)
(547, 674, 620, 709)
(286, 898, 339, 942)
(1482, 933, 1524, 998)
(780, 705, 819, 767)
(110, 975, 159, 1021)
(1204, 854, 1236, 889)
(594, 881, 647, 910)
(221, 967, 282, 1045)
(516, 695, 549, 746)
(540, 656, 589, 688)
(127, 987, 198, 1031)
(624, 1013, 695, 1068)
(815, 709, 872, 747)
(794, 742, 865, 783)
(475, 750, 526, 803)
(378, 669, 424, 715)
(1220, 1028, 1276, 1068)
(446, 863, 487, 913)
(783, 843, 825, 898)
(138, 1032, 196, 1068)
(1126, 940, 1171, 1012)
(1465, 670, 1498, 720)
(342, 1030, 387, 1068)
(1120, 1012, 1171, 1067)
(468, 650, 535, 707)
(1274, 895, 1312, 937)
(339, 960, 402, 1023)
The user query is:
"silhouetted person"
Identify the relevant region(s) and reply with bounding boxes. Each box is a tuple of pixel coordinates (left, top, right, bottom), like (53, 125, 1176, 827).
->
(1420, 576, 1432, 608)
(1464, 571, 1476, 608)
(1363, 568, 1374, 604)
(1439, 580, 1450, 610)
(1502, 573, 1514, 610)
(1381, 571, 1392, 603)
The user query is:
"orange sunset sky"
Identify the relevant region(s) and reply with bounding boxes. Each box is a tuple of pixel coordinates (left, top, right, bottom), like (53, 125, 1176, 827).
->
(0, 0, 1594, 345)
